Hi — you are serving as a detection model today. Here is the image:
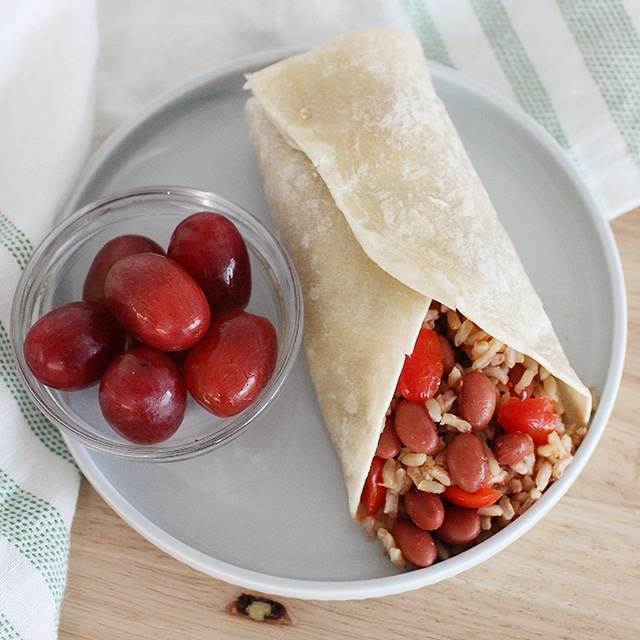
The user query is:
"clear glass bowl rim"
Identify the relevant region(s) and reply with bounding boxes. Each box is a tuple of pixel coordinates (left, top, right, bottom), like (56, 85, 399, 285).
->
(10, 185, 304, 461)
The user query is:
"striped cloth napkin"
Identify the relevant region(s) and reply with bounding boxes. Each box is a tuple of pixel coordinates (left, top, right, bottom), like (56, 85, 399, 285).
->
(0, 1, 97, 639)
(404, 0, 640, 219)
(2, 1, 639, 638)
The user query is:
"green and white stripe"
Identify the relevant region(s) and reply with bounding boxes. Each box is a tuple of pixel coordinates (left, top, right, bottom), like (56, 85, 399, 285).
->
(1, 3, 98, 637)
(402, 0, 640, 217)
(400, 0, 454, 67)
(0, 324, 76, 466)
(1, 471, 71, 637)
(0, 213, 32, 271)
(0, 210, 79, 639)
(558, 0, 640, 177)
(0, 212, 73, 463)
(471, 0, 574, 154)
(0, 612, 23, 640)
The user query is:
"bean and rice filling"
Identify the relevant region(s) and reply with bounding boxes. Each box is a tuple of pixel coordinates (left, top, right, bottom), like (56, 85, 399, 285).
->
(358, 301, 589, 569)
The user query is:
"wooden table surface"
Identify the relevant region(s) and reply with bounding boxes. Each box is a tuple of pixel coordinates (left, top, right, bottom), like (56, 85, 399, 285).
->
(59, 210, 640, 640)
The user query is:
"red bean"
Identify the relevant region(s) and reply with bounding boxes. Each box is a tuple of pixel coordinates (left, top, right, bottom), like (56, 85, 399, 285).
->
(437, 334, 456, 377)
(404, 488, 445, 531)
(457, 370, 497, 430)
(445, 432, 489, 493)
(375, 416, 402, 459)
(393, 399, 439, 454)
(392, 520, 438, 567)
(493, 431, 535, 466)
(436, 504, 481, 546)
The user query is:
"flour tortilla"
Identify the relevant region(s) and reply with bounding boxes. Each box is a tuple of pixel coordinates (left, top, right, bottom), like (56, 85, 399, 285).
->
(244, 29, 592, 518)
(246, 97, 430, 517)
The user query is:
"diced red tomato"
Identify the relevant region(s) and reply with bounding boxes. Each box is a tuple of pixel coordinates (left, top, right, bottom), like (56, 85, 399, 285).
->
(361, 456, 387, 517)
(396, 328, 443, 403)
(498, 396, 558, 446)
(443, 485, 502, 509)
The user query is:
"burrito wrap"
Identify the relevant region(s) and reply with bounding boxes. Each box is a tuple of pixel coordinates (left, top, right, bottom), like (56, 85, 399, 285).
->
(246, 98, 429, 516)
(244, 29, 592, 518)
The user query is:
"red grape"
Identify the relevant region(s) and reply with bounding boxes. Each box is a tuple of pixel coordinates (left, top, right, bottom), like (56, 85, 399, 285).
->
(99, 345, 187, 443)
(184, 310, 277, 417)
(167, 211, 251, 313)
(105, 253, 210, 351)
(83, 234, 165, 305)
(23, 211, 276, 446)
(23, 301, 126, 390)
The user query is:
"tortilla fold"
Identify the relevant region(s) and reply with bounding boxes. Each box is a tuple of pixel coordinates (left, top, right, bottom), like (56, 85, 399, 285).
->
(244, 29, 592, 518)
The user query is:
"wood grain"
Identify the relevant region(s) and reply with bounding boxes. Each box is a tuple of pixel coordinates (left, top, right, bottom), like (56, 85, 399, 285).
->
(58, 210, 640, 640)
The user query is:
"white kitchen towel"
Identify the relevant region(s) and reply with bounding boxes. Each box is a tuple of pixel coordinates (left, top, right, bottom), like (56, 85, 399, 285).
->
(3, 1, 640, 638)
(0, 1, 97, 639)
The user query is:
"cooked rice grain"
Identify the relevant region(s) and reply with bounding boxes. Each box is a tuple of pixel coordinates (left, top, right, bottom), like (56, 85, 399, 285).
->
(382, 458, 406, 492)
(440, 413, 471, 432)
(398, 451, 428, 467)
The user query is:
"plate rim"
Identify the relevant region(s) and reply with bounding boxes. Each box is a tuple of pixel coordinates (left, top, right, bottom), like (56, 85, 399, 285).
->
(61, 46, 305, 220)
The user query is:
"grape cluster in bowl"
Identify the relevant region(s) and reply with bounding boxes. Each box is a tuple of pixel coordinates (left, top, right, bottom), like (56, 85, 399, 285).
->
(11, 187, 303, 461)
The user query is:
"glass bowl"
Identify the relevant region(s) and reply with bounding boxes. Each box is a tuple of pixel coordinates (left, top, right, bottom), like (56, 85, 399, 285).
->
(10, 186, 304, 461)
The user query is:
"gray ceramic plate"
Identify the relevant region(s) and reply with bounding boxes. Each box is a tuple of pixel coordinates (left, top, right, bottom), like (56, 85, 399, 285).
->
(61, 49, 626, 600)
